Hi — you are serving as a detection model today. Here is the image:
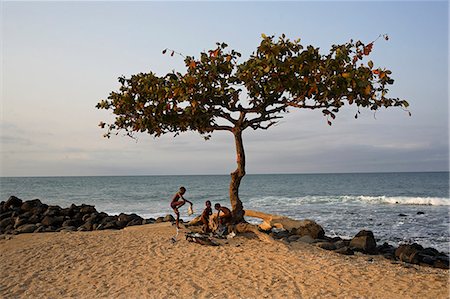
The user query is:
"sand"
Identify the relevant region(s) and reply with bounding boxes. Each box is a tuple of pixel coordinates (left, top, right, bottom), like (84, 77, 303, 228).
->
(0, 222, 448, 298)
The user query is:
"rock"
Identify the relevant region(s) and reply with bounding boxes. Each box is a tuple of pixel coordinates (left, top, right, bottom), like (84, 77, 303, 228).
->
(57, 226, 77, 232)
(34, 226, 47, 233)
(79, 222, 93, 231)
(102, 222, 118, 230)
(60, 208, 75, 217)
(398, 213, 407, 217)
(5, 196, 23, 210)
(395, 243, 424, 264)
(334, 240, 349, 249)
(377, 242, 396, 260)
(290, 220, 325, 239)
(163, 214, 175, 222)
(335, 246, 354, 255)
(20, 199, 44, 212)
(100, 216, 117, 225)
(126, 218, 143, 227)
(297, 235, 315, 244)
(0, 218, 13, 229)
(269, 230, 290, 239)
(14, 217, 28, 229)
(28, 214, 42, 224)
(0, 211, 13, 220)
(420, 247, 440, 257)
(287, 235, 300, 242)
(349, 230, 377, 254)
(43, 206, 62, 217)
(143, 218, 155, 225)
(62, 219, 81, 227)
(41, 215, 65, 227)
(315, 242, 337, 250)
(80, 204, 97, 214)
(16, 224, 38, 234)
(434, 256, 449, 269)
(416, 211, 425, 215)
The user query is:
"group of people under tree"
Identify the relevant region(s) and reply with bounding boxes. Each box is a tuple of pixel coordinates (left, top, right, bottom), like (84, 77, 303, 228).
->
(170, 186, 232, 233)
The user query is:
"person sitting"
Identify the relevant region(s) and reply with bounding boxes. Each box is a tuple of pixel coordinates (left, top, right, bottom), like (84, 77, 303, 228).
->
(214, 203, 232, 226)
(201, 200, 213, 233)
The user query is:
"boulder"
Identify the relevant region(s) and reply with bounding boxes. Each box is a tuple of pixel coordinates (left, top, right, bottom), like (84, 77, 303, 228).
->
(5, 196, 23, 210)
(287, 235, 300, 242)
(297, 235, 315, 244)
(57, 226, 77, 232)
(43, 206, 62, 217)
(349, 230, 377, 254)
(143, 218, 155, 225)
(28, 214, 42, 224)
(102, 222, 118, 230)
(315, 242, 337, 251)
(126, 218, 143, 227)
(14, 217, 28, 229)
(334, 246, 354, 255)
(334, 240, 349, 250)
(34, 226, 47, 233)
(0, 218, 13, 229)
(395, 243, 423, 264)
(60, 207, 75, 217)
(16, 224, 38, 234)
(41, 216, 65, 227)
(80, 204, 97, 214)
(20, 199, 46, 213)
(290, 220, 325, 239)
(0, 211, 13, 220)
(434, 257, 449, 269)
(269, 230, 290, 240)
(163, 214, 175, 222)
(79, 222, 93, 231)
(62, 219, 81, 228)
(377, 242, 396, 260)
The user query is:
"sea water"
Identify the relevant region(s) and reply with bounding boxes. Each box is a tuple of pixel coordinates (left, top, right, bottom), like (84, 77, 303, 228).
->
(1, 172, 449, 253)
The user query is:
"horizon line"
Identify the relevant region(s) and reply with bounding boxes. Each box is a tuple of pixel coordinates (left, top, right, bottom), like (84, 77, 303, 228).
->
(1, 170, 449, 179)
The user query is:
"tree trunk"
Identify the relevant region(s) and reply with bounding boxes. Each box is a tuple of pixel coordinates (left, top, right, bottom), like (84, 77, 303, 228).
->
(229, 128, 245, 223)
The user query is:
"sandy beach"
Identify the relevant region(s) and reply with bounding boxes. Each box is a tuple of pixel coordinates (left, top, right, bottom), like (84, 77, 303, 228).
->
(0, 222, 448, 298)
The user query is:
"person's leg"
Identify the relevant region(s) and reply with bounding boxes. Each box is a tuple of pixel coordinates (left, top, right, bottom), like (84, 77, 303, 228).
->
(173, 207, 180, 228)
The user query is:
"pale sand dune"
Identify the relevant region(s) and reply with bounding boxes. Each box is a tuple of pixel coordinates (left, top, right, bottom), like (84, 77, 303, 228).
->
(0, 222, 448, 298)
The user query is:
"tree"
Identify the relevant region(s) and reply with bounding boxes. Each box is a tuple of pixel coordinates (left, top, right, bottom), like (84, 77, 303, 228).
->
(96, 34, 408, 223)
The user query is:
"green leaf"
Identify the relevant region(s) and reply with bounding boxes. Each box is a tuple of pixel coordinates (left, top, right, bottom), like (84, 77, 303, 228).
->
(261, 33, 267, 39)
(368, 60, 373, 69)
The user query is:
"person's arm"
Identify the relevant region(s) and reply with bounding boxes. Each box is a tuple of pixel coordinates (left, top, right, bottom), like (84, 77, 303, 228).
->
(185, 198, 193, 206)
(216, 211, 221, 224)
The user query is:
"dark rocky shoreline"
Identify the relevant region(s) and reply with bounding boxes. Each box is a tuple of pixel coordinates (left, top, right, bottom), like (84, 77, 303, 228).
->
(1, 196, 448, 269)
(0, 196, 173, 235)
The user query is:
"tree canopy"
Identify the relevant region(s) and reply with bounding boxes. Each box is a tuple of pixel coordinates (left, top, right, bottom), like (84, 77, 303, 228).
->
(97, 33, 408, 139)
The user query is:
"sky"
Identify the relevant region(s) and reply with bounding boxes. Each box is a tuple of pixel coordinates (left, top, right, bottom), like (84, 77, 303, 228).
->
(1, 1, 449, 176)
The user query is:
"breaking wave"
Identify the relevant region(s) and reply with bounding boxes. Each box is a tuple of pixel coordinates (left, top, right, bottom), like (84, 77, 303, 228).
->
(249, 195, 450, 206)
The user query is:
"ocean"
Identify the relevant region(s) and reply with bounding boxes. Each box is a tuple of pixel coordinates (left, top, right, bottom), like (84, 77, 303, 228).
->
(1, 172, 449, 253)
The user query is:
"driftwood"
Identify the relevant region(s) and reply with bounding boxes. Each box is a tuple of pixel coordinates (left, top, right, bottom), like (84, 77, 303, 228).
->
(244, 210, 325, 239)
(187, 212, 273, 243)
(244, 210, 304, 231)
(187, 209, 324, 242)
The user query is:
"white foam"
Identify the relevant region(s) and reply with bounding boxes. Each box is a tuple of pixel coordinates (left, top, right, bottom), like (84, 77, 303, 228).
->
(249, 195, 450, 207)
(355, 195, 450, 206)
